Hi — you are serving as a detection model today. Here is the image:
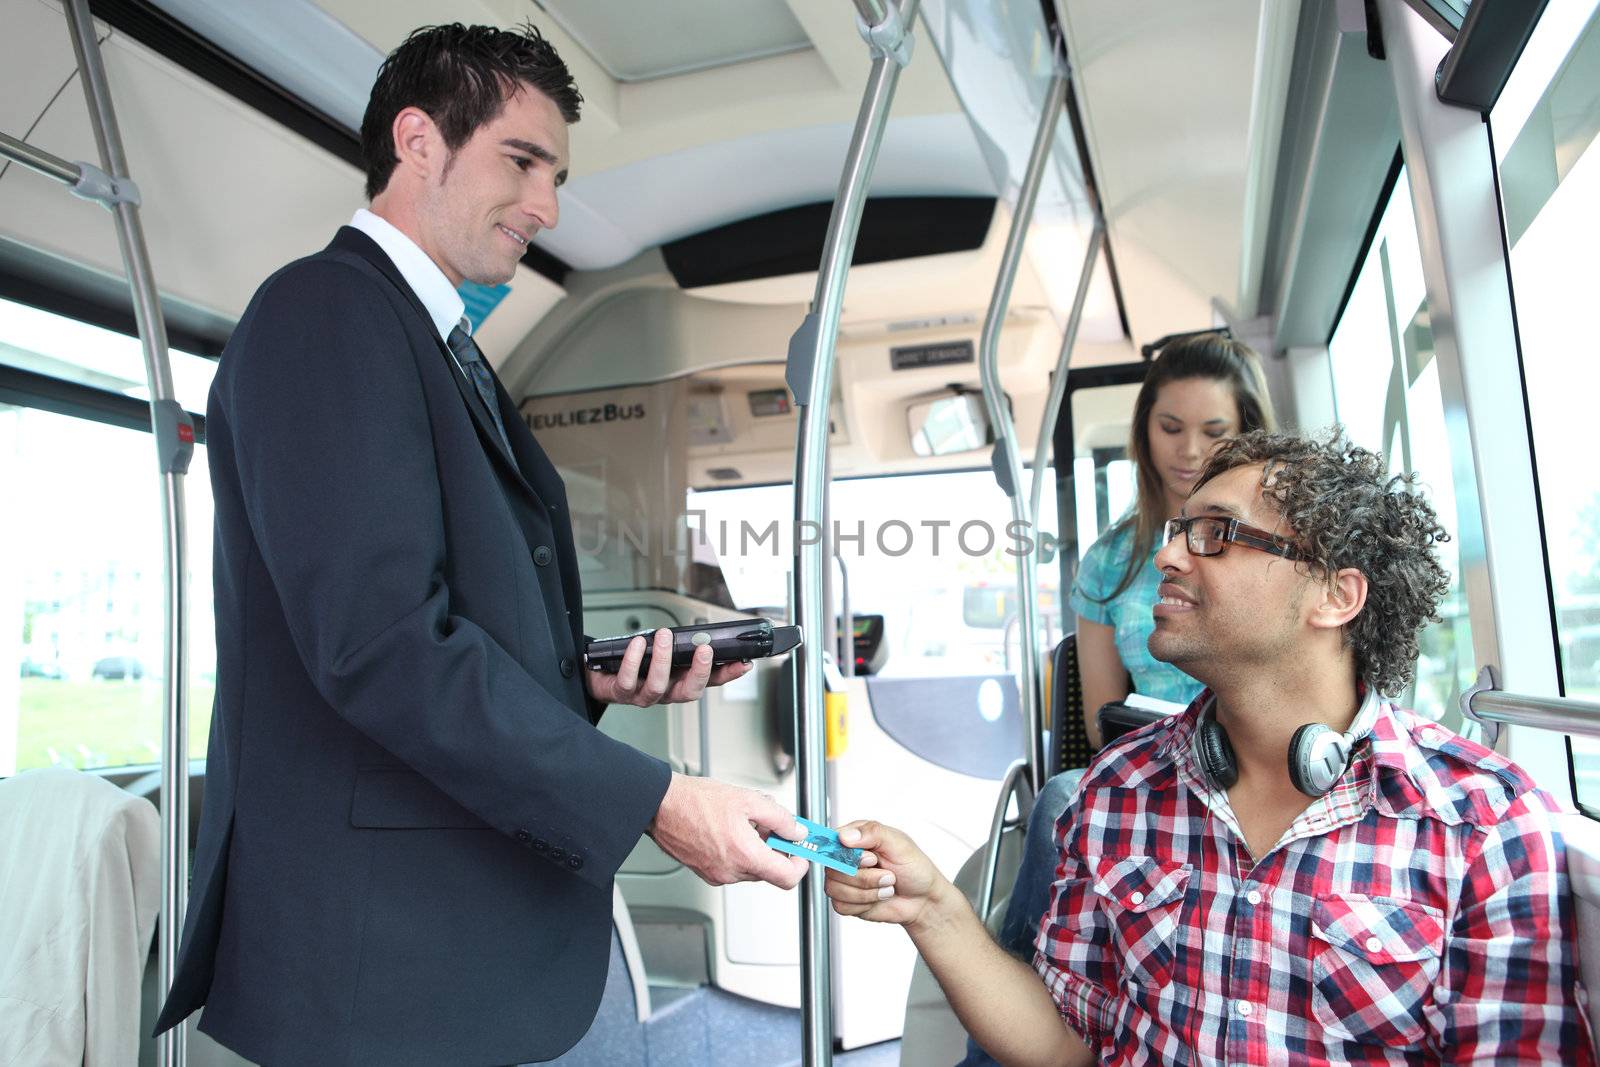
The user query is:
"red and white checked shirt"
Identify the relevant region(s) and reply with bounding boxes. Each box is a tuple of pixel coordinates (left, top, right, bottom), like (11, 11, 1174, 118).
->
(1034, 689, 1595, 1065)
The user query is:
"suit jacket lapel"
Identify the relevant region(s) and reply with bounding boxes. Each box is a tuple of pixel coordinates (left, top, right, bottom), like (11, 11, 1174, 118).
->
(327, 227, 540, 502)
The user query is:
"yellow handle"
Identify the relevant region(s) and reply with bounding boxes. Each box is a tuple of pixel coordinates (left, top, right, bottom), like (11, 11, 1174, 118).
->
(825, 690, 849, 759)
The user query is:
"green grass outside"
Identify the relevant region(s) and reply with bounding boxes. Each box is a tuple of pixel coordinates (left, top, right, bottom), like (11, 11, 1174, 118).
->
(14, 679, 216, 772)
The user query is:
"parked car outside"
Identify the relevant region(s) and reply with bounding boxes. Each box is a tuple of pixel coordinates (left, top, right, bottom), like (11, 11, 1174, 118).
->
(91, 655, 144, 681)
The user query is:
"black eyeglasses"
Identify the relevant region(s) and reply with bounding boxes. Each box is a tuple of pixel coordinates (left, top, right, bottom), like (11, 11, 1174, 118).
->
(1163, 515, 1302, 561)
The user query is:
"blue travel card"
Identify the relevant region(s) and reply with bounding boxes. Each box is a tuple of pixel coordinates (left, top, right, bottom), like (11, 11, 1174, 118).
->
(767, 815, 863, 876)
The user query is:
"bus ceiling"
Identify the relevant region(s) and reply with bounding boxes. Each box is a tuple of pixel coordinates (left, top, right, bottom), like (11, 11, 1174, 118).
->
(0, 0, 1451, 368)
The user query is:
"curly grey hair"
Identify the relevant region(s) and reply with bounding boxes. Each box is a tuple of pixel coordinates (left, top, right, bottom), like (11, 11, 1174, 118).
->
(1193, 429, 1451, 695)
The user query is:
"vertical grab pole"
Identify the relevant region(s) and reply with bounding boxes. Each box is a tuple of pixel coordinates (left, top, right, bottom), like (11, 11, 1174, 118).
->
(61, 5, 194, 1066)
(977, 64, 1067, 797)
(1028, 223, 1104, 533)
(786, 3, 917, 1064)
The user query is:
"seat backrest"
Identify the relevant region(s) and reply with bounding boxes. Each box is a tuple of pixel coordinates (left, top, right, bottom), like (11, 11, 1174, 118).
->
(898, 823, 1025, 1066)
(1050, 635, 1093, 776)
(1562, 811, 1600, 1047)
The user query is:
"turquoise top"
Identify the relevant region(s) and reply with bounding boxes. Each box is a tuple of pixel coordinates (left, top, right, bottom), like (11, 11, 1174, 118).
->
(1068, 518, 1204, 706)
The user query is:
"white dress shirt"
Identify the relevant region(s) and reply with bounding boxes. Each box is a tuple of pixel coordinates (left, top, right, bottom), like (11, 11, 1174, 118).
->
(349, 208, 470, 345)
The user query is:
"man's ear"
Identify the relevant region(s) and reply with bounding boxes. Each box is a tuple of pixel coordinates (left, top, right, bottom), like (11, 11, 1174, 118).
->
(390, 106, 443, 182)
(1309, 567, 1367, 632)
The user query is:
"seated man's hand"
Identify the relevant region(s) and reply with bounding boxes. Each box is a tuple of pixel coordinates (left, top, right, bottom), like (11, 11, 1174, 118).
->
(647, 772, 810, 890)
(824, 821, 946, 930)
(585, 628, 752, 708)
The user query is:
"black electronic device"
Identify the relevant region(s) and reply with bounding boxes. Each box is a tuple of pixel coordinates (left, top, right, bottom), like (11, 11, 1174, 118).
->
(585, 618, 802, 673)
(839, 613, 888, 676)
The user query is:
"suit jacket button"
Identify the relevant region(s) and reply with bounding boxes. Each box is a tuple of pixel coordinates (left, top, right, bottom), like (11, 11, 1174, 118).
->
(515, 829, 531, 844)
(559, 657, 575, 678)
(566, 854, 583, 871)
(549, 847, 567, 862)
(533, 545, 553, 566)
(532, 838, 549, 852)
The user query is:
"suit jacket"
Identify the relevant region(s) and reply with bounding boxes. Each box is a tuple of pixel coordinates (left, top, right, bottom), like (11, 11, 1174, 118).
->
(154, 227, 671, 1065)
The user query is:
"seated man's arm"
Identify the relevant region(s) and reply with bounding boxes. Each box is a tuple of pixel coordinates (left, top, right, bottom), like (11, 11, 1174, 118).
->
(1430, 790, 1596, 1064)
(826, 822, 1095, 1067)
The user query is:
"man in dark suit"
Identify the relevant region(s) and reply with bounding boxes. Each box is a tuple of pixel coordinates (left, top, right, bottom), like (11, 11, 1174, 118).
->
(153, 23, 808, 1065)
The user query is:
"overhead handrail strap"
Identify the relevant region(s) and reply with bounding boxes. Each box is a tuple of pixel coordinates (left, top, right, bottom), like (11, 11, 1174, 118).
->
(785, 4, 920, 1064)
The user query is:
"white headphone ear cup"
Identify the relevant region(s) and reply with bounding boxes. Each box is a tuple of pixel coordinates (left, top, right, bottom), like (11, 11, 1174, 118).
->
(1289, 723, 1350, 797)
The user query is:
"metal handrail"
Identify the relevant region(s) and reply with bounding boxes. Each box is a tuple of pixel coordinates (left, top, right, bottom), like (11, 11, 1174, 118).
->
(0, 131, 81, 184)
(836, 552, 853, 677)
(851, 0, 891, 24)
(1462, 666, 1600, 740)
(0, 5, 197, 1065)
(786, 4, 918, 1064)
(977, 759, 1037, 923)
(1027, 222, 1104, 533)
(976, 65, 1066, 799)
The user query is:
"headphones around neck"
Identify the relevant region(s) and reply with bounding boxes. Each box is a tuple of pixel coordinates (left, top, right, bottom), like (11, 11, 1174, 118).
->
(1195, 701, 1360, 798)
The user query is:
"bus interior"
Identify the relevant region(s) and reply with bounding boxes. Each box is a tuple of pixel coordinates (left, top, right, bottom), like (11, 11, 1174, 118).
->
(3, 0, 1600, 1064)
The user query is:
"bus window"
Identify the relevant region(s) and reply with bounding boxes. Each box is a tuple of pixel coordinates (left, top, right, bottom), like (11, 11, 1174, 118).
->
(1069, 380, 1141, 555)
(1327, 167, 1477, 731)
(0, 299, 216, 775)
(1491, 3, 1600, 807)
(690, 468, 1060, 678)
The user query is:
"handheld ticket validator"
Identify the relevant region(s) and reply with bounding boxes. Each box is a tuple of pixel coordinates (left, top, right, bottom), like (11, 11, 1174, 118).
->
(585, 618, 803, 673)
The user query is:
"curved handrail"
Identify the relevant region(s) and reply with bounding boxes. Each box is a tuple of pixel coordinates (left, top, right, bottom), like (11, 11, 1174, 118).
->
(975, 65, 1066, 798)
(786, 4, 920, 1064)
(4, 7, 195, 1065)
(977, 758, 1037, 923)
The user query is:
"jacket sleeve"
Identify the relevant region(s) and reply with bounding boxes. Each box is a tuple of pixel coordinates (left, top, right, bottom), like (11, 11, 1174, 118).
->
(224, 259, 668, 887)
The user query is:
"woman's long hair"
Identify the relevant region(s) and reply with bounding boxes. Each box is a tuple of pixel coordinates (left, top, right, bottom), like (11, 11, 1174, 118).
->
(1094, 332, 1275, 603)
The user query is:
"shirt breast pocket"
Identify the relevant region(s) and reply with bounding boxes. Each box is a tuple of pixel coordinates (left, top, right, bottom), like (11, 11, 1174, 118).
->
(1091, 855, 1191, 990)
(1309, 894, 1444, 1047)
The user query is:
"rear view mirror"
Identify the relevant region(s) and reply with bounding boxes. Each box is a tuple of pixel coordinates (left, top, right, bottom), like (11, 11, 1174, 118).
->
(908, 392, 991, 457)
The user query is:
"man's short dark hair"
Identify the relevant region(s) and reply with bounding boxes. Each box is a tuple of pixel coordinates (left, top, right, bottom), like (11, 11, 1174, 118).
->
(360, 22, 582, 200)
(1195, 429, 1452, 696)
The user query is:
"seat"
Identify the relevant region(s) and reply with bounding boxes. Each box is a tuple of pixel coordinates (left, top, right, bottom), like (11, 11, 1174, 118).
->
(1097, 701, 1172, 746)
(0, 767, 160, 1066)
(1049, 635, 1093, 776)
(1562, 812, 1600, 1046)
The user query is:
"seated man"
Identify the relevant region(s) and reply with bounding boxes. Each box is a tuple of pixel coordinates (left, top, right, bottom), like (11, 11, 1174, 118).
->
(827, 430, 1594, 1066)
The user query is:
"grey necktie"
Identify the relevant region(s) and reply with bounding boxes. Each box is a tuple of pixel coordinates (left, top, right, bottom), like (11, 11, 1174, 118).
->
(447, 323, 512, 453)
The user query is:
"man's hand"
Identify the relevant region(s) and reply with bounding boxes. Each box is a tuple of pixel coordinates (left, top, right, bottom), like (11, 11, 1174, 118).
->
(823, 820, 952, 932)
(585, 628, 753, 708)
(647, 772, 810, 889)
(827, 820, 1094, 1067)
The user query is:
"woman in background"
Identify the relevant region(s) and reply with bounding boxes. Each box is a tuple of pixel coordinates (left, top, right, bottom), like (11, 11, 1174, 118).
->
(1072, 332, 1276, 745)
(959, 331, 1275, 1067)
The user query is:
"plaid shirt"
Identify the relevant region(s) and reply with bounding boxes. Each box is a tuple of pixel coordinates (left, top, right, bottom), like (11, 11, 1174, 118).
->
(1034, 690, 1595, 1065)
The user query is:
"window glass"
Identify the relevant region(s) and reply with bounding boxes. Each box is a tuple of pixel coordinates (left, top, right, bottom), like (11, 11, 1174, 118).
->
(1327, 166, 1477, 730)
(1492, 3, 1600, 807)
(0, 297, 217, 415)
(690, 469, 1060, 678)
(1, 309, 217, 775)
(1066, 379, 1141, 559)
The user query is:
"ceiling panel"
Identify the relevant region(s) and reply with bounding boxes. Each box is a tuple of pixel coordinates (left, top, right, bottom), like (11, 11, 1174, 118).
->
(0, 25, 362, 321)
(1060, 0, 1290, 346)
(537, 0, 810, 82)
(0, 0, 100, 144)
